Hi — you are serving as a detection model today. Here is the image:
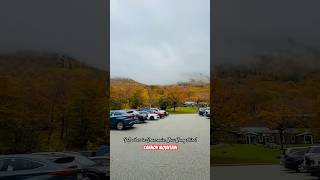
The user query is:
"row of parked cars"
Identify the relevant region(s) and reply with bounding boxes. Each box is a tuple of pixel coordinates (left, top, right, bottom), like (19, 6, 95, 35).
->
(0, 145, 109, 180)
(198, 107, 210, 117)
(281, 145, 320, 178)
(110, 107, 169, 130)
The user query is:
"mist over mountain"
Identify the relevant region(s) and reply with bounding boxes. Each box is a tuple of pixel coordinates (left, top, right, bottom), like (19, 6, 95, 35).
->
(0, 0, 108, 71)
(214, 0, 320, 67)
(214, 37, 320, 81)
(0, 51, 107, 73)
(111, 76, 209, 87)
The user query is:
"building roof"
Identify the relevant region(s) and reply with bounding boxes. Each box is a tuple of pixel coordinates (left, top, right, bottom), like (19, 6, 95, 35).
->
(240, 127, 273, 134)
(296, 132, 312, 136)
(240, 127, 310, 135)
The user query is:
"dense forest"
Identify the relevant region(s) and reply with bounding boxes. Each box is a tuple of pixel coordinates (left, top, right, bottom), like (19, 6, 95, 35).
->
(110, 78, 210, 110)
(0, 52, 109, 154)
(212, 53, 320, 144)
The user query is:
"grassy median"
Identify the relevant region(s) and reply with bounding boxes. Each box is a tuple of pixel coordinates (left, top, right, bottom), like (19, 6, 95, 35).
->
(211, 144, 281, 165)
(167, 107, 198, 114)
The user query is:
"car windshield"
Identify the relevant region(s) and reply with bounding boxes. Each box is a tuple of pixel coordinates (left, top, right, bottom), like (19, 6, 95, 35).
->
(91, 158, 107, 166)
(286, 148, 307, 155)
(111, 111, 127, 116)
(76, 155, 96, 166)
(292, 150, 306, 156)
(308, 147, 320, 153)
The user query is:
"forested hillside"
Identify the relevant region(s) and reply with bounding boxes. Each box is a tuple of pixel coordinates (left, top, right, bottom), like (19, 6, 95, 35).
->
(212, 54, 320, 143)
(0, 52, 109, 154)
(110, 78, 210, 110)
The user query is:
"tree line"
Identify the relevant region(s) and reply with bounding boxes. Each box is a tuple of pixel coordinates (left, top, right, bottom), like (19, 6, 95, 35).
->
(211, 55, 320, 145)
(0, 52, 109, 154)
(110, 78, 210, 111)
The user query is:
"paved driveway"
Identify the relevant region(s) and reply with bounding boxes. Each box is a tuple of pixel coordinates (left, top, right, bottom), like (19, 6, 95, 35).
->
(211, 165, 318, 180)
(111, 114, 210, 180)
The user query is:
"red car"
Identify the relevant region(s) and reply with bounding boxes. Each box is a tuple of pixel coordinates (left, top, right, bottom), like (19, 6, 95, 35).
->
(151, 108, 167, 118)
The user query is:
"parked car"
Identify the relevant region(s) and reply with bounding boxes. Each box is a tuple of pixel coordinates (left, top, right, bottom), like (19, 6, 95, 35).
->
(304, 153, 320, 177)
(152, 108, 169, 116)
(137, 111, 149, 120)
(110, 110, 137, 130)
(79, 151, 96, 158)
(284, 147, 309, 155)
(89, 156, 109, 180)
(139, 107, 165, 119)
(0, 154, 84, 180)
(96, 145, 110, 157)
(205, 108, 210, 117)
(198, 107, 208, 116)
(302, 145, 320, 171)
(281, 147, 308, 172)
(137, 111, 148, 119)
(33, 152, 106, 180)
(139, 110, 160, 120)
(150, 108, 167, 118)
(126, 110, 146, 122)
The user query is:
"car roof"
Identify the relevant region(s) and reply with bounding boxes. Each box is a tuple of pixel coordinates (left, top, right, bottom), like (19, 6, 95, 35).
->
(288, 147, 308, 149)
(309, 145, 320, 148)
(32, 152, 82, 158)
(287, 147, 308, 150)
(0, 154, 72, 164)
(0, 154, 51, 159)
(90, 156, 108, 159)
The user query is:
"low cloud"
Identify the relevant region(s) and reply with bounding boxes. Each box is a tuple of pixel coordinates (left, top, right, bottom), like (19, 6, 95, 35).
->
(111, 0, 210, 85)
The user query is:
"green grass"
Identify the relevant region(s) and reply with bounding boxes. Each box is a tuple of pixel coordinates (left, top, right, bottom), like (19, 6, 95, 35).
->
(211, 144, 281, 165)
(167, 107, 198, 114)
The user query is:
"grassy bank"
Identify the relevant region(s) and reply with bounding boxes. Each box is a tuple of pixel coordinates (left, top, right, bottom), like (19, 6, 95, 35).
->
(167, 107, 198, 114)
(211, 144, 281, 165)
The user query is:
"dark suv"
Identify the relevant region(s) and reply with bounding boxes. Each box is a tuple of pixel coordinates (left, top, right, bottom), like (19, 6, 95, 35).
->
(281, 147, 308, 172)
(110, 110, 137, 130)
(302, 146, 320, 172)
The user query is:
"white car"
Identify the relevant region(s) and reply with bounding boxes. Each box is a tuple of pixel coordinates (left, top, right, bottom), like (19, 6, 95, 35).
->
(148, 113, 160, 120)
(139, 111, 160, 120)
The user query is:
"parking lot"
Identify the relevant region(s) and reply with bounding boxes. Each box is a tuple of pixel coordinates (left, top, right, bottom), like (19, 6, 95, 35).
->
(110, 114, 210, 180)
(211, 165, 318, 180)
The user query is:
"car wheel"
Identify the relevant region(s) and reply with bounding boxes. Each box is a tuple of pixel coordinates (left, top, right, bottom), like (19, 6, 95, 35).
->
(139, 116, 145, 122)
(150, 116, 154, 120)
(116, 121, 124, 130)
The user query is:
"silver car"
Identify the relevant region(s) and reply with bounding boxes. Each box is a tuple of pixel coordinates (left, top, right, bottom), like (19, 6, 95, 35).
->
(0, 154, 84, 180)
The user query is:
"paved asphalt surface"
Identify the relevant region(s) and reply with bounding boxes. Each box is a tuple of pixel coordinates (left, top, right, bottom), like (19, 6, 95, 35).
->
(211, 165, 318, 180)
(111, 114, 210, 180)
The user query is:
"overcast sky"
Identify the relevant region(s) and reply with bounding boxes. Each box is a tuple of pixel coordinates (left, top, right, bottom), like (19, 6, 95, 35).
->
(0, 0, 107, 70)
(111, 0, 210, 85)
(214, 0, 320, 65)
